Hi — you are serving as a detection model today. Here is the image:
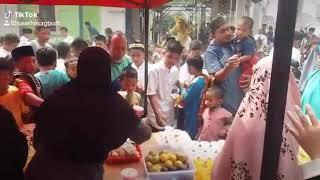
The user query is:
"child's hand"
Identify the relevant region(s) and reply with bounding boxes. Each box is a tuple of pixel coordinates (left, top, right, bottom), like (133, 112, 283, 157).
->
(133, 105, 144, 118)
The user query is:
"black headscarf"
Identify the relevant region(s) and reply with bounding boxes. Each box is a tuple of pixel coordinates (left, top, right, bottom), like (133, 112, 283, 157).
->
(32, 47, 140, 165)
(74, 47, 111, 91)
(0, 106, 28, 180)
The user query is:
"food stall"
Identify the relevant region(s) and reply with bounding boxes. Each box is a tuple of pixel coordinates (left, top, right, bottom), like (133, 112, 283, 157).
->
(0, 0, 300, 179)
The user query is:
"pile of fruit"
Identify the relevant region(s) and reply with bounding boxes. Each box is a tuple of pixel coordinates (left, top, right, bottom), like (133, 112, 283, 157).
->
(145, 151, 189, 172)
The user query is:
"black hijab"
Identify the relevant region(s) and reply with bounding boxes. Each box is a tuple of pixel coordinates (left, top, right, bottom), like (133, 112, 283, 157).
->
(33, 47, 139, 164)
(73, 47, 111, 91)
(0, 106, 28, 180)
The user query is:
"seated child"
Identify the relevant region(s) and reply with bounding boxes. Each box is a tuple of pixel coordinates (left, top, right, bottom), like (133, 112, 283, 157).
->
(181, 55, 206, 139)
(233, 16, 258, 88)
(35, 47, 70, 99)
(118, 67, 141, 107)
(0, 58, 29, 128)
(198, 87, 233, 142)
(64, 58, 78, 80)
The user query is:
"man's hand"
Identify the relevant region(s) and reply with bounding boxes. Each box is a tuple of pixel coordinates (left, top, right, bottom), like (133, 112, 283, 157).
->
(287, 105, 320, 160)
(226, 55, 240, 70)
(155, 112, 166, 127)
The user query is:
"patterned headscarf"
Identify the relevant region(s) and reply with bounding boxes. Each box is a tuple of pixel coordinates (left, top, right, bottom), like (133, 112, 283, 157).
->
(212, 57, 303, 180)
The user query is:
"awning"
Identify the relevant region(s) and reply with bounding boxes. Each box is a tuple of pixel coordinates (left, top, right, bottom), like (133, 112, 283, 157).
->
(0, 0, 170, 8)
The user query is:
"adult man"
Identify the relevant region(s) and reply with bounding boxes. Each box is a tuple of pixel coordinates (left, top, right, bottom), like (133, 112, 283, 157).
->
(0, 34, 20, 58)
(204, 17, 244, 115)
(108, 32, 132, 92)
(18, 28, 33, 47)
(29, 26, 52, 52)
(59, 27, 74, 44)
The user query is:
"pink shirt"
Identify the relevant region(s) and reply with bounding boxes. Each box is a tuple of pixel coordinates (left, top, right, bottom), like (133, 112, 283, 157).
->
(198, 107, 232, 141)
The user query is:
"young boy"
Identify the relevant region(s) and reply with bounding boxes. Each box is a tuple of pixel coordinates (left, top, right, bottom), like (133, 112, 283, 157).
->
(234, 16, 257, 88)
(179, 40, 203, 87)
(147, 39, 183, 130)
(56, 42, 71, 71)
(129, 41, 152, 92)
(0, 58, 29, 128)
(181, 55, 206, 139)
(11, 46, 43, 108)
(198, 87, 232, 141)
(118, 67, 142, 107)
(19, 28, 33, 47)
(30, 26, 52, 52)
(35, 48, 70, 99)
(59, 27, 74, 44)
(92, 35, 108, 51)
(0, 34, 20, 58)
(64, 58, 78, 80)
(70, 38, 89, 58)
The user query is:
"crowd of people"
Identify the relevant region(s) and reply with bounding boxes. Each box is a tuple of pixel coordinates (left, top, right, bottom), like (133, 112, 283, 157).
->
(0, 14, 320, 180)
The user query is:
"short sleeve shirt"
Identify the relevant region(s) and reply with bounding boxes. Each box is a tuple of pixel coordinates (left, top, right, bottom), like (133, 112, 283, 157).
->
(147, 60, 179, 126)
(204, 42, 244, 114)
(233, 37, 256, 56)
(111, 55, 132, 82)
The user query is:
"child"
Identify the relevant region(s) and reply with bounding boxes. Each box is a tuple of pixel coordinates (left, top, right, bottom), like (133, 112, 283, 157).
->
(70, 38, 89, 58)
(56, 42, 71, 71)
(147, 39, 182, 130)
(198, 87, 233, 141)
(64, 58, 78, 80)
(93, 35, 108, 51)
(129, 41, 152, 92)
(35, 48, 70, 99)
(11, 46, 43, 108)
(118, 67, 141, 106)
(0, 58, 29, 128)
(0, 34, 20, 58)
(181, 55, 206, 139)
(19, 28, 33, 47)
(30, 26, 52, 52)
(234, 16, 257, 88)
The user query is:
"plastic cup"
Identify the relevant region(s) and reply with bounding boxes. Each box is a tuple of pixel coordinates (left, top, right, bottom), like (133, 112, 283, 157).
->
(121, 168, 138, 180)
(133, 105, 144, 114)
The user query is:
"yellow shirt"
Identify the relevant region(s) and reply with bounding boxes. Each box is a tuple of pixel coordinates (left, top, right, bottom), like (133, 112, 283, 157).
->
(0, 85, 29, 128)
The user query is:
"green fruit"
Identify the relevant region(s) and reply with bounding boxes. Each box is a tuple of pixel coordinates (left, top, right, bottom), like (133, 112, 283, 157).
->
(146, 162, 153, 169)
(150, 156, 160, 164)
(148, 151, 156, 157)
(126, 91, 135, 106)
(177, 154, 188, 163)
(145, 155, 152, 163)
(153, 164, 162, 172)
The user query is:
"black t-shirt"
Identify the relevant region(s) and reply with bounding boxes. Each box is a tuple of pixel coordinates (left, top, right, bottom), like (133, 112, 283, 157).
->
(33, 82, 139, 164)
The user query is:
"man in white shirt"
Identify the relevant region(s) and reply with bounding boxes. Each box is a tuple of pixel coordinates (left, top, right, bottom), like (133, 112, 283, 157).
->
(56, 42, 71, 71)
(129, 41, 152, 92)
(254, 29, 268, 53)
(29, 26, 52, 53)
(0, 34, 20, 58)
(18, 28, 33, 47)
(59, 27, 74, 44)
(147, 39, 183, 130)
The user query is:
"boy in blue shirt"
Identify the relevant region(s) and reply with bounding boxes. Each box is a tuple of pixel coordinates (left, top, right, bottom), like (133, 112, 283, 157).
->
(35, 48, 70, 99)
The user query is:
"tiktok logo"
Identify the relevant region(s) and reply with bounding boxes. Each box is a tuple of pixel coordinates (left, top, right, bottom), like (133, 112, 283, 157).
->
(4, 10, 13, 19)
(3, 10, 13, 26)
